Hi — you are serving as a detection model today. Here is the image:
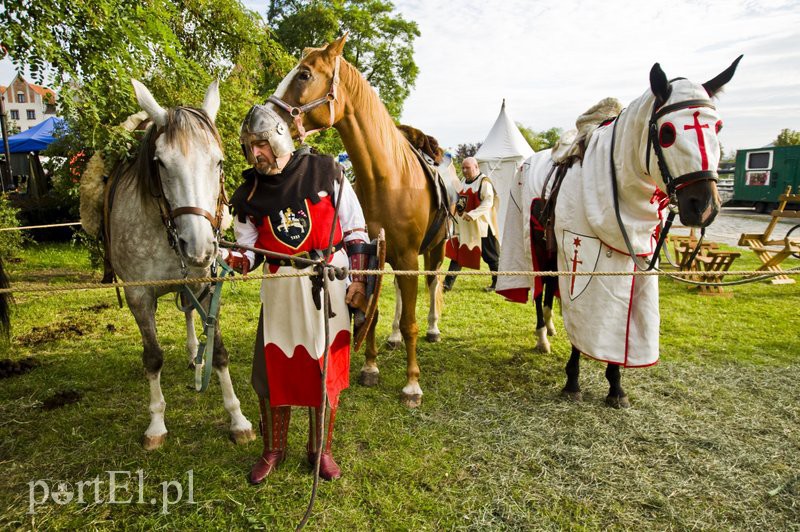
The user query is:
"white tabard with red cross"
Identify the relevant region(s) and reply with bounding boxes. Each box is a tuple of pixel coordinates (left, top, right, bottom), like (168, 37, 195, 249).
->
(554, 160, 660, 368)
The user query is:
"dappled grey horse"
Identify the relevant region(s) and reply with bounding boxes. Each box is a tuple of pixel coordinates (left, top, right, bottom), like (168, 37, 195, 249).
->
(108, 79, 254, 449)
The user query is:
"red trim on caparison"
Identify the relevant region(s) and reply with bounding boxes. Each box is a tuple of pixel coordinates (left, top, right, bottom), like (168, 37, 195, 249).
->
(571, 341, 660, 369)
(497, 287, 530, 304)
(623, 263, 637, 367)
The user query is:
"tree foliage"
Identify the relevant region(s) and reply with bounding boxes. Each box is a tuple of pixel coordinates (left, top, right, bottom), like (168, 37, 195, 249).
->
(455, 143, 481, 163)
(517, 124, 562, 152)
(774, 128, 800, 146)
(267, 0, 420, 119)
(1, 0, 420, 181)
(1, 0, 293, 192)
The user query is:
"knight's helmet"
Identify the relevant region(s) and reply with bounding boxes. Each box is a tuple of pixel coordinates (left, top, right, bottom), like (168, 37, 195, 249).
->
(239, 104, 295, 164)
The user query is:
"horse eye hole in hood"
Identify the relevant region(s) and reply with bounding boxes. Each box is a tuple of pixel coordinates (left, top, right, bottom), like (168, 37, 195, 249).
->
(659, 122, 676, 148)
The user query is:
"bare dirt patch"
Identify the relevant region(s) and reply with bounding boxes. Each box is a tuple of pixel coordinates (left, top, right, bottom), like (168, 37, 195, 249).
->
(41, 389, 83, 410)
(0, 356, 41, 379)
(81, 302, 112, 313)
(15, 319, 85, 347)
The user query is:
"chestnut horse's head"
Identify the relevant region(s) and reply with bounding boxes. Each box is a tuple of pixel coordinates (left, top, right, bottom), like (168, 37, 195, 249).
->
(645, 55, 742, 228)
(268, 34, 350, 142)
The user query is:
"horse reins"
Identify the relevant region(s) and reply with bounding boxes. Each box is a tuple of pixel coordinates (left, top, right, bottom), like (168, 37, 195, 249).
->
(611, 93, 719, 272)
(267, 55, 341, 143)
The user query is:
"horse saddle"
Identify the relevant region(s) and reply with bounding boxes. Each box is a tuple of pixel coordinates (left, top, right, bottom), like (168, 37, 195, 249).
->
(404, 138, 458, 254)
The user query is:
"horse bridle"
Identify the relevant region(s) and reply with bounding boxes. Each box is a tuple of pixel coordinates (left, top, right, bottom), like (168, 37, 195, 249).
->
(267, 55, 341, 143)
(611, 93, 719, 271)
(149, 115, 228, 275)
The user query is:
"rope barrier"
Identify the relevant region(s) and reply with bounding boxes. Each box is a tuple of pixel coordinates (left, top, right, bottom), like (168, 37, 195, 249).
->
(0, 222, 82, 232)
(1, 268, 798, 295)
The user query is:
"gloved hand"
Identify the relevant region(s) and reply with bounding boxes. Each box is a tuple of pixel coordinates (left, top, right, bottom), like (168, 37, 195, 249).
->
(345, 281, 367, 312)
(225, 250, 250, 275)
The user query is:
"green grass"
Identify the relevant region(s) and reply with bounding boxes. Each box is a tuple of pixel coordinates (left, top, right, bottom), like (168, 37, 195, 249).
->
(0, 242, 799, 530)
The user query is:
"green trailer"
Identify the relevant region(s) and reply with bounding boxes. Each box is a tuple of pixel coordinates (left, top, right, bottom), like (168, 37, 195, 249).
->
(732, 145, 800, 212)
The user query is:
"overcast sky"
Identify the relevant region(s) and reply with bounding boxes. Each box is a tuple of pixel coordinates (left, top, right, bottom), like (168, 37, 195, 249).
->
(390, 0, 800, 154)
(4, 0, 798, 154)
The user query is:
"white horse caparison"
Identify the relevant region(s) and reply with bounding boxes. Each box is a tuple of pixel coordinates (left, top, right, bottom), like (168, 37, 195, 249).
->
(109, 80, 254, 449)
(500, 57, 742, 408)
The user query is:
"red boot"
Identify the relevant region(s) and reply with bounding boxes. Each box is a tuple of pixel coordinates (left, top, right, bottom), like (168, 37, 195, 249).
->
(250, 398, 290, 485)
(307, 405, 341, 480)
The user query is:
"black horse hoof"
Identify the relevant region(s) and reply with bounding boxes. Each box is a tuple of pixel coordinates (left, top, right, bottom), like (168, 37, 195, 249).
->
(358, 370, 380, 387)
(385, 339, 402, 350)
(605, 394, 631, 409)
(560, 389, 583, 402)
(425, 332, 440, 343)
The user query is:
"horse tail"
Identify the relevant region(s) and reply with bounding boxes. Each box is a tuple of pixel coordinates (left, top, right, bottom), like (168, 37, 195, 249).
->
(0, 255, 11, 340)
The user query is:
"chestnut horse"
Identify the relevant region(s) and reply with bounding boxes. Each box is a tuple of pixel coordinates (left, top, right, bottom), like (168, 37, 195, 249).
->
(268, 35, 447, 408)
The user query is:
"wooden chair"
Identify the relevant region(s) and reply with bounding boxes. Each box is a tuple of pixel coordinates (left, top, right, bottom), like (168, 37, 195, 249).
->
(668, 230, 740, 296)
(693, 250, 741, 296)
(738, 186, 800, 285)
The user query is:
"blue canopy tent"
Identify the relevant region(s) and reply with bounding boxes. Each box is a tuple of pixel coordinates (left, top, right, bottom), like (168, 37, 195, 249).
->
(1, 117, 66, 195)
(6, 117, 66, 153)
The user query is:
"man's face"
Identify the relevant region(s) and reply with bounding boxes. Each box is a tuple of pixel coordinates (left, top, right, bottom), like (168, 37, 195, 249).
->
(251, 140, 279, 175)
(461, 159, 479, 179)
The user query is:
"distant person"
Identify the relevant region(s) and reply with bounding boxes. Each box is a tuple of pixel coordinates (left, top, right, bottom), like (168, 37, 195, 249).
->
(444, 156, 500, 292)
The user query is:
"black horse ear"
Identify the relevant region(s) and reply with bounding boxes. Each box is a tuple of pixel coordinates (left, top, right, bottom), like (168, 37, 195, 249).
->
(703, 55, 743, 97)
(649, 63, 671, 106)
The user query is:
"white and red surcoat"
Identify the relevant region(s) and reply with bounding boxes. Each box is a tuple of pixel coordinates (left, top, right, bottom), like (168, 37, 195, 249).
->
(231, 156, 367, 408)
(446, 175, 500, 269)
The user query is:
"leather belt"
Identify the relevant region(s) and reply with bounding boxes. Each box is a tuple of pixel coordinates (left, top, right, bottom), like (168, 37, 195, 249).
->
(265, 241, 344, 268)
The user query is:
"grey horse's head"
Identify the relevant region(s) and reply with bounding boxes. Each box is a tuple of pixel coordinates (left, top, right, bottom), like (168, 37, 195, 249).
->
(131, 79, 223, 268)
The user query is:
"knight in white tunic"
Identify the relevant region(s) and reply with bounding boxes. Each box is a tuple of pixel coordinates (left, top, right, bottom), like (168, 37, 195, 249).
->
(444, 157, 501, 291)
(225, 105, 368, 484)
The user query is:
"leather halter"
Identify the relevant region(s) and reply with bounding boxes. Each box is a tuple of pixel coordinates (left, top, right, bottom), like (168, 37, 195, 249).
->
(267, 55, 341, 143)
(611, 94, 718, 271)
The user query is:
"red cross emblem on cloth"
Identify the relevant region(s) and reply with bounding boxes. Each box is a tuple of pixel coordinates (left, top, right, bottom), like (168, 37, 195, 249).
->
(684, 110, 711, 171)
(561, 230, 601, 301)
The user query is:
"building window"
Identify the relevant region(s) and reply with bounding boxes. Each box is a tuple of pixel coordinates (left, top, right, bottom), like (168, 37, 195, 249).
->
(9, 110, 19, 120)
(27, 110, 36, 120)
(16, 92, 25, 103)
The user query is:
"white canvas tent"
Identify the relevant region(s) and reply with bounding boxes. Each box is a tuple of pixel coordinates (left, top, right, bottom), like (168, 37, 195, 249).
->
(474, 100, 534, 239)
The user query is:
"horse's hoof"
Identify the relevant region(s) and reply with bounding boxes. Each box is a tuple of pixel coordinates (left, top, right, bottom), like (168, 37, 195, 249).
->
(425, 332, 441, 343)
(547, 326, 556, 337)
(358, 370, 380, 387)
(401, 393, 422, 409)
(187, 361, 195, 370)
(560, 389, 582, 402)
(143, 433, 167, 451)
(386, 339, 402, 350)
(534, 343, 551, 354)
(231, 428, 257, 445)
(605, 395, 631, 409)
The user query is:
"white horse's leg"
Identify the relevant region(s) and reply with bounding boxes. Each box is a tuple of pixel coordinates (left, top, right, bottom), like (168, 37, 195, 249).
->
(387, 279, 403, 348)
(534, 326, 551, 354)
(185, 309, 198, 369)
(425, 275, 441, 342)
(544, 306, 556, 337)
(144, 371, 167, 450)
(216, 366, 256, 444)
(126, 288, 168, 450)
